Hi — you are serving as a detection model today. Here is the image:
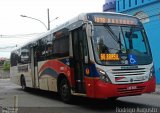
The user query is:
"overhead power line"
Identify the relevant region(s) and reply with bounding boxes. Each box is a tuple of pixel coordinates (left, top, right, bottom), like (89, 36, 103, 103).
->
(0, 32, 43, 38)
(0, 45, 17, 49)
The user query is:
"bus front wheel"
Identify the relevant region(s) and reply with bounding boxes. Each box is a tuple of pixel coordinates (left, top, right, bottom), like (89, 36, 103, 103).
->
(107, 97, 118, 101)
(59, 79, 72, 103)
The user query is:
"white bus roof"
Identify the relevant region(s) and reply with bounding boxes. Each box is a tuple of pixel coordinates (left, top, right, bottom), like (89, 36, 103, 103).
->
(11, 12, 138, 52)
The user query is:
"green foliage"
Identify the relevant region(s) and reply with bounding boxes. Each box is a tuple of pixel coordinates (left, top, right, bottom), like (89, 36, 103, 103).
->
(3, 61, 10, 71)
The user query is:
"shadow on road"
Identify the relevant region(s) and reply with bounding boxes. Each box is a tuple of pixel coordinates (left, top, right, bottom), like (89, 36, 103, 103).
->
(19, 88, 157, 113)
(1, 79, 158, 113)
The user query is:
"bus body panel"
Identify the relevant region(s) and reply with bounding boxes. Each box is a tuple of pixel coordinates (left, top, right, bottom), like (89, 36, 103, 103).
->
(10, 65, 33, 88)
(10, 66, 20, 85)
(37, 58, 73, 91)
(84, 76, 155, 98)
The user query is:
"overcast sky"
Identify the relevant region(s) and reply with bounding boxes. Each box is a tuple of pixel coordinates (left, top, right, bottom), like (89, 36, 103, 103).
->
(0, 0, 104, 58)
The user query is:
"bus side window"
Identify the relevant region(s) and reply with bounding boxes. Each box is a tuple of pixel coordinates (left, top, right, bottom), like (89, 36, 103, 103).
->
(72, 31, 79, 61)
(53, 29, 69, 58)
(19, 46, 30, 64)
(72, 27, 89, 63)
(53, 36, 69, 58)
(37, 38, 47, 61)
(79, 29, 89, 63)
(46, 34, 54, 60)
(11, 52, 18, 66)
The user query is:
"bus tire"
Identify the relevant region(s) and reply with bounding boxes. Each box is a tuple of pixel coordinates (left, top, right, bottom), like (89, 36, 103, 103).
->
(21, 76, 27, 91)
(107, 97, 118, 101)
(59, 78, 72, 103)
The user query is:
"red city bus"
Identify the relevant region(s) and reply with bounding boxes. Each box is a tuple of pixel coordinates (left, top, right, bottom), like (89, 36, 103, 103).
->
(10, 12, 156, 103)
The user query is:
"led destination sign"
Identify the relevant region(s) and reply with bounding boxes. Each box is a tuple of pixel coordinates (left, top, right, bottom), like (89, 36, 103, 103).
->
(100, 54, 120, 61)
(94, 16, 137, 25)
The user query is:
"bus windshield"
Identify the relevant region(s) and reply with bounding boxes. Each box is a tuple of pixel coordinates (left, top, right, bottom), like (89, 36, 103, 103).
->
(92, 25, 152, 65)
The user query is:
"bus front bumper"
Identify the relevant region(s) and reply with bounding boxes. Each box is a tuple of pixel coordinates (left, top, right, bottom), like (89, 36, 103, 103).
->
(84, 76, 156, 99)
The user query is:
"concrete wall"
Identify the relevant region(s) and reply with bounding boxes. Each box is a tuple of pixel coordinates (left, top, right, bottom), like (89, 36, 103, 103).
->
(103, 0, 116, 12)
(0, 67, 10, 79)
(116, 0, 158, 12)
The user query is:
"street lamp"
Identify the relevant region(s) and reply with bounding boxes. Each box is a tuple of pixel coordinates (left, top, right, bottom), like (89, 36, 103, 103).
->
(48, 17, 59, 30)
(20, 9, 59, 31)
(20, 15, 48, 30)
(50, 17, 59, 22)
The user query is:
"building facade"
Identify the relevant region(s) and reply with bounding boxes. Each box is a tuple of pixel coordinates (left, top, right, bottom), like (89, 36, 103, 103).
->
(103, 0, 160, 84)
(103, 0, 116, 12)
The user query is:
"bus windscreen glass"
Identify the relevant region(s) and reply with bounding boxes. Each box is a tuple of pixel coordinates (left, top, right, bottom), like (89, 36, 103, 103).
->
(92, 25, 152, 65)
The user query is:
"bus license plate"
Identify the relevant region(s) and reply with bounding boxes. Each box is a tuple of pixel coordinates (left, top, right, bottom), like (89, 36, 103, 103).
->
(127, 86, 137, 90)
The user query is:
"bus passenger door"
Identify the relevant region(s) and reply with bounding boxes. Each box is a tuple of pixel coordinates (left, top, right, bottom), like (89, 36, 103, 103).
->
(31, 47, 39, 88)
(72, 27, 88, 93)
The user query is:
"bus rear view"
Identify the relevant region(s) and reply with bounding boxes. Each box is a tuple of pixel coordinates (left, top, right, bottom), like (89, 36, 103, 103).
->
(85, 13, 156, 99)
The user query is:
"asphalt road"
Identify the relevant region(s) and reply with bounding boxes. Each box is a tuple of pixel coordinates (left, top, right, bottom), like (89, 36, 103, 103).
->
(0, 79, 160, 113)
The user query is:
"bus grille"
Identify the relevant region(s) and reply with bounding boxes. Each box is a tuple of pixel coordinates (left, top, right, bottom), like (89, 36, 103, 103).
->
(111, 68, 147, 83)
(117, 86, 145, 95)
(112, 68, 146, 76)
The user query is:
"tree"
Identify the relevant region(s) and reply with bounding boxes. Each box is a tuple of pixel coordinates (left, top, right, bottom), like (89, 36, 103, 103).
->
(3, 61, 10, 71)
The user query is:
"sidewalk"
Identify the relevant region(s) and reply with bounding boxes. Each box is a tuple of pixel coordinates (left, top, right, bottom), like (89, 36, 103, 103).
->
(155, 85, 160, 94)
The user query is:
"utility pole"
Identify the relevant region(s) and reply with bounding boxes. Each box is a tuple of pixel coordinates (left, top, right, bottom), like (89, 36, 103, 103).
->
(47, 8, 50, 30)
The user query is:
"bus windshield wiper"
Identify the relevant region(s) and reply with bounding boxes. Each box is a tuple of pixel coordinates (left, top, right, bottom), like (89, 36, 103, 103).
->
(103, 24, 124, 48)
(126, 26, 134, 49)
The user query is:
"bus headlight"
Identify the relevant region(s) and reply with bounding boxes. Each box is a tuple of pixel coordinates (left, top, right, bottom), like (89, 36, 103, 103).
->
(149, 66, 155, 79)
(97, 69, 111, 83)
